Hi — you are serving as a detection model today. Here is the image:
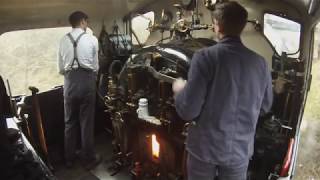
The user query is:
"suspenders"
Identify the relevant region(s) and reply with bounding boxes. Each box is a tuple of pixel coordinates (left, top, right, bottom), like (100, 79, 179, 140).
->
(67, 32, 86, 70)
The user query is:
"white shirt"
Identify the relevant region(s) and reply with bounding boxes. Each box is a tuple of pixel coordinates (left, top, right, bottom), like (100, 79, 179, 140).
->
(58, 28, 99, 75)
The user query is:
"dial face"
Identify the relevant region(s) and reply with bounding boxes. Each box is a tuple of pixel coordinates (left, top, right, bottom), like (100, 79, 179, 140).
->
(161, 10, 169, 23)
(181, 0, 193, 6)
(206, 0, 218, 5)
(205, 0, 217, 9)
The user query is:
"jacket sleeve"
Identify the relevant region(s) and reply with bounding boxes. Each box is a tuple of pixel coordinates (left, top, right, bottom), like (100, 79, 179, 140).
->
(174, 51, 211, 121)
(261, 65, 273, 114)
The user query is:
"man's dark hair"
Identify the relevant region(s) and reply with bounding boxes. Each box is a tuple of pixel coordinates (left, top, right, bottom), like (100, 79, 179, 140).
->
(69, 11, 88, 28)
(213, 1, 248, 36)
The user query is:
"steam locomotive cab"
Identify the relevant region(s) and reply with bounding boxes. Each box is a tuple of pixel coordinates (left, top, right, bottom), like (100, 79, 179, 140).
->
(0, 0, 314, 179)
(98, 1, 306, 179)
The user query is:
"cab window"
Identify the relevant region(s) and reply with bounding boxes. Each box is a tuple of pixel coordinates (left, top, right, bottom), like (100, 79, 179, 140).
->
(131, 11, 155, 45)
(0, 27, 70, 95)
(263, 13, 301, 58)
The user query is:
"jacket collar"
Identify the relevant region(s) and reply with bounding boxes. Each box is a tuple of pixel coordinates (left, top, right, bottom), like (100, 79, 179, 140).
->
(219, 36, 242, 44)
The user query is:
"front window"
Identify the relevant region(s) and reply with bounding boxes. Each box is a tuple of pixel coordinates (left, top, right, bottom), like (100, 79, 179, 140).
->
(131, 11, 155, 45)
(263, 13, 301, 58)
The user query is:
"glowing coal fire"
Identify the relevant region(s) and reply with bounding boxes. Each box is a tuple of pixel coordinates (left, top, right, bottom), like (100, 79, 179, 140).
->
(151, 134, 160, 159)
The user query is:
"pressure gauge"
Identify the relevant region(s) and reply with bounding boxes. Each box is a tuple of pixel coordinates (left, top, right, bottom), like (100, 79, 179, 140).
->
(160, 9, 172, 25)
(205, 0, 218, 10)
(182, 0, 193, 6)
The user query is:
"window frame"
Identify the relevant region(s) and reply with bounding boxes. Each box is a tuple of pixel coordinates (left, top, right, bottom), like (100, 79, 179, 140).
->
(262, 11, 303, 58)
(130, 11, 155, 46)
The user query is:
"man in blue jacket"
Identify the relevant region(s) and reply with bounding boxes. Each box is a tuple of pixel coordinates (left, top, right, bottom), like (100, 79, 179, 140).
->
(172, 1, 273, 180)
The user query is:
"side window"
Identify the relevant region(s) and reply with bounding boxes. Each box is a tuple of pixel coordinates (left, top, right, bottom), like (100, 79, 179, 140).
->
(263, 13, 301, 58)
(131, 11, 155, 45)
(0, 27, 70, 95)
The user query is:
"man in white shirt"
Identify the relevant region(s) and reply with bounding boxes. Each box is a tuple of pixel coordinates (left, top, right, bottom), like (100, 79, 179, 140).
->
(58, 11, 100, 169)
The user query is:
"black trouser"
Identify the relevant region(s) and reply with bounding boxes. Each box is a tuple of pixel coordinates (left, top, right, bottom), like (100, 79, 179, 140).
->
(64, 69, 97, 162)
(187, 153, 249, 180)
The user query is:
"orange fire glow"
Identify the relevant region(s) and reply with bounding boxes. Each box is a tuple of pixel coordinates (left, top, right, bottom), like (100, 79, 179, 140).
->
(151, 134, 160, 159)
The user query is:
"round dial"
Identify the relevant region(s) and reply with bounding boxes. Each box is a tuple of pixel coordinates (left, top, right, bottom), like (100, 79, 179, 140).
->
(181, 0, 193, 6)
(205, 0, 218, 10)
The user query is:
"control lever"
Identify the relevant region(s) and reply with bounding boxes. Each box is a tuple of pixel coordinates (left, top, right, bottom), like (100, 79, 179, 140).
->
(128, 64, 177, 83)
(273, 117, 293, 131)
(145, 65, 177, 83)
(16, 96, 34, 145)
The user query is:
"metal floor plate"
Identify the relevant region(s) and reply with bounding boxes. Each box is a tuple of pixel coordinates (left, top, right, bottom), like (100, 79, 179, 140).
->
(54, 133, 131, 180)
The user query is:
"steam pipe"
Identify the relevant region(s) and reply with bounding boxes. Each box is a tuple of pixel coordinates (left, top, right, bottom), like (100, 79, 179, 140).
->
(108, 60, 122, 77)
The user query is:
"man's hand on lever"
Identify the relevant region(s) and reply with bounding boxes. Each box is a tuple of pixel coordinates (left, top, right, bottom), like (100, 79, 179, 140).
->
(172, 78, 187, 96)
